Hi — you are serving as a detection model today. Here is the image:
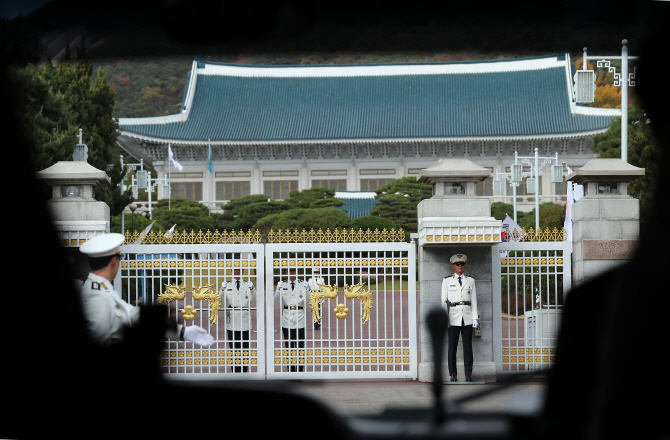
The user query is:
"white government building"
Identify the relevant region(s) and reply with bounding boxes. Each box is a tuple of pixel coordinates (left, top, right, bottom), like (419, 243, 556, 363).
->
(117, 54, 620, 217)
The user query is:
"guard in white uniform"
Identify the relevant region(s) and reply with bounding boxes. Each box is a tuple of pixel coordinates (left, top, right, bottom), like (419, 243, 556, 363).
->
(308, 269, 325, 330)
(441, 253, 479, 381)
(79, 233, 214, 347)
(220, 268, 256, 372)
(274, 268, 311, 371)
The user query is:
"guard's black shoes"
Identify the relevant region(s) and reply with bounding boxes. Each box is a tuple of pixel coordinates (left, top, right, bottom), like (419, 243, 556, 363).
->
(314, 324, 321, 330)
(465, 376, 473, 381)
(450, 376, 458, 381)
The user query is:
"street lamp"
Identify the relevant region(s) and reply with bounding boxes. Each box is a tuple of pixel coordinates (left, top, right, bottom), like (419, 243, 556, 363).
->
(493, 149, 564, 230)
(574, 39, 638, 162)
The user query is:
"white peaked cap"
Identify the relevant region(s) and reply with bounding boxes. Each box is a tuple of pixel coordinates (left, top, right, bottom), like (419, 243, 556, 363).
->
(80, 233, 124, 258)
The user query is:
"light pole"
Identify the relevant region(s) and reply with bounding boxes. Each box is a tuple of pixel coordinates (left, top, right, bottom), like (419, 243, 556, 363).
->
(494, 149, 564, 231)
(574, 39, 638, 163)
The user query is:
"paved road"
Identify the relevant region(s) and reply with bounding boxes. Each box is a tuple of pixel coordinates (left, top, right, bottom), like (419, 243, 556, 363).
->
(290, 380, 546, 416)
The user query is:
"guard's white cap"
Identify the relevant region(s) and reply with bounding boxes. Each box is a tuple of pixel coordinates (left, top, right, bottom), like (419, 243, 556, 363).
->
(80, 233, 124, 258)
(450, 253, 467, 264)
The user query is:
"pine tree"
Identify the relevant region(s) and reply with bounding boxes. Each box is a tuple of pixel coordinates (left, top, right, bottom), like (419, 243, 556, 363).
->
(591, 103, 660, 222)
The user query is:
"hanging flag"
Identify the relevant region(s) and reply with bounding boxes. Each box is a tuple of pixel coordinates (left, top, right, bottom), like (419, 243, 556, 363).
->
(165, 224, 176, 240)
(500, 215, 523, 258)
(208, 144, 214, 174)
(563, 166, 584, 252)
(134, 222, 154, 244)
(168, 144, 183, 171)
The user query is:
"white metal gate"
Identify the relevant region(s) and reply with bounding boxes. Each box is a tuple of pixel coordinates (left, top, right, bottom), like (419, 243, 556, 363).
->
(265, 239, 416, 379)
(118, 239, 266, 379)
(492, 237, 571, 372)
(118, 229, 416, 379)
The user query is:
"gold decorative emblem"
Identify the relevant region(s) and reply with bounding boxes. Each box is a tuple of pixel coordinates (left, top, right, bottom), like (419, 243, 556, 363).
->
(334, 304, 349, 319)
(310, 283, 339, 325)
(181, 305, 196, 321)
(157, 284, 186, 305)
(344, 282, 373, 324)
(192, 284, 221, 325)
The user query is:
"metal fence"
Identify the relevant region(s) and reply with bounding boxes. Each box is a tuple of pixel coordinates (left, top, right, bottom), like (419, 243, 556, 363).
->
(118, 228, 416, 380)
(492, 228, 571, 372)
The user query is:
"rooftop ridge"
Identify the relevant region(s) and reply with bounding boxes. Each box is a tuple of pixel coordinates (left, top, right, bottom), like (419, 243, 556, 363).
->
(197, 55, 565, 78)
(197, 53, 562, 70)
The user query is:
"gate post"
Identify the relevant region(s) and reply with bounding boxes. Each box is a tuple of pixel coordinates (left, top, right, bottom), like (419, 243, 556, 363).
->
(416, 159, 502, 382)
(568, 158, 645, 287)
(36, 160, 111, 284)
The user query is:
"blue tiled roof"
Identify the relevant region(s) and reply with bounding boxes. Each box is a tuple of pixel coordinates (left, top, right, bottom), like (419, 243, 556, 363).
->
(119, 55, 617, 142)
(335, 197, 379, 219)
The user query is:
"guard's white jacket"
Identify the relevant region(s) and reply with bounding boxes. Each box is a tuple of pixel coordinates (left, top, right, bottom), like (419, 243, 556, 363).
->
(221, 279, 256, 331)
(274, 280, 310, 329)
(80, 273, 181, 345)
(441, 274, 478, 327)
(308, 276, 324, 292)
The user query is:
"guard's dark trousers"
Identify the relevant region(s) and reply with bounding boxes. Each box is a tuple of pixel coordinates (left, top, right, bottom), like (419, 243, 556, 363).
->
(447, 324, 473, 378)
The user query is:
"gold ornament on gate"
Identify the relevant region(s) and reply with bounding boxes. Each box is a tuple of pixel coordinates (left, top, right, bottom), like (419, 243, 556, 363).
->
(181, 305, 197, 321)
(192, 284, 221, 325)
(344, 282, 373, 324)
(310, 283, 339, 325)
(334, 304, 349, 319)
(157, 284, 186, 305)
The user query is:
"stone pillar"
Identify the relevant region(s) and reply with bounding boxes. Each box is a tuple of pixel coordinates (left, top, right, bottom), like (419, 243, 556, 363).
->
(569, 158, 645, 287)
(36, 161, 111, 281)
(416, 159, 502, 383)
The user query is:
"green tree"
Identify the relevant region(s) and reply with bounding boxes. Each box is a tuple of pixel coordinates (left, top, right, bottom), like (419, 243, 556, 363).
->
(9, 63, 78, 172)
(253, 208, 352, 234)
(151, 197, 214, 232)
(111, 211, 157, 235)
(95, 157, 133, 217)
(491, 202, 530, 225)
(369, 177, 432, 233)
(233, 201, 293, 230)
(350, 215, 401, 231)
(218, 194, 271, 229)
(286, 187, 345, 209)
(518, 203, 566, 231)
(591, 103, 660, 221)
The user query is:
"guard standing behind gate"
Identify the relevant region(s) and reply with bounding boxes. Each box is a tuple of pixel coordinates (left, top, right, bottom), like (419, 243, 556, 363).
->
(79, 233, 214, 347)
(220, 268, 255, 372)
(308, 269, 325, 330)
(275, 268, 311, 372)
(441, 253, 479, 382)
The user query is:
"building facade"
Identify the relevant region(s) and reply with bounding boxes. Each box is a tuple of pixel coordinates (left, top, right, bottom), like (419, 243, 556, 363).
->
(117, 54, 620, 215)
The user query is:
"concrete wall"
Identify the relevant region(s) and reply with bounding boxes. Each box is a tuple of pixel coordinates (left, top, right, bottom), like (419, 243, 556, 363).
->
(572, 196, 640, 286)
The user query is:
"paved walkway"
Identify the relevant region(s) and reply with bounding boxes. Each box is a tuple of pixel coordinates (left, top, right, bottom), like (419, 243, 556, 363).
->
(290, 379, 546, 416)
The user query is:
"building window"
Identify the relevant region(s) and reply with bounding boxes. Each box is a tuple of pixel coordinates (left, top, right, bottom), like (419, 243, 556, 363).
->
(312, 180, 347, 190)
(311, 170, 347, 176)
(217, 181, 250, 201)
(263, 170, 299, 177)
(360, 169, 396, 175)
(475, 172, 493, 196)
(264, 180, 298, 200)
(407, 168, 423, 175)
(360, 179, 394, 191)
(171, 182, 202, 201)
(170, 172, 203, 178)
(216, 171, 251, 178)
